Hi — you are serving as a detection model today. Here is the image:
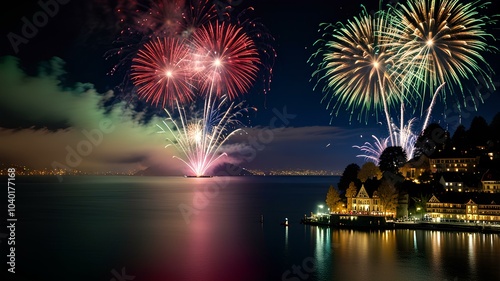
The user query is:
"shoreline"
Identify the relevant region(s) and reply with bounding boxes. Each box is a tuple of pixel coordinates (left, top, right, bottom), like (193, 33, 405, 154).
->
(390, 221, 500, 234)
(301, 219, 500, 234)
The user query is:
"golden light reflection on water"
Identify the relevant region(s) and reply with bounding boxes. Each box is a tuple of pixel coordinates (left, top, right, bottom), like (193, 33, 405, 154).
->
(303, 228, 500, 281)
(313, 226, 330, 277)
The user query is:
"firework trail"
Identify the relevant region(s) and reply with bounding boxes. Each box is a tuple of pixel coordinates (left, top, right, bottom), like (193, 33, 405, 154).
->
(310, 0, 497, 163)
(157, 96, 254, 176)
(353, 135, 389, 165)
(169, 20, 260, 175)
(309, 7, 402, 145)
(387, 0, 497, 160)
(389, 0, 497, 113)
(393, 116, 418, 160)
(120, 1, 272, 176)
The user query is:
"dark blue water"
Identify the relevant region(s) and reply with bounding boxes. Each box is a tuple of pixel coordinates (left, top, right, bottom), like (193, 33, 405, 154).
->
(4, 176, 500, 281)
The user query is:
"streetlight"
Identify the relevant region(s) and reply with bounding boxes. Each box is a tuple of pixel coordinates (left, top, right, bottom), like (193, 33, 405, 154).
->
(318, 205, 324, 216)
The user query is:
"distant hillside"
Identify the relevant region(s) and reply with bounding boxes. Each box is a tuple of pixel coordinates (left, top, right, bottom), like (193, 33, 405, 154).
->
(211, 163, 254, 176)
(134, 163, 253, 176)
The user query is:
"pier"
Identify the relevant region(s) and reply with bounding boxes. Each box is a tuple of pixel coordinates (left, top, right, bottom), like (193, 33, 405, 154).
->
(301, 213, 500, 233)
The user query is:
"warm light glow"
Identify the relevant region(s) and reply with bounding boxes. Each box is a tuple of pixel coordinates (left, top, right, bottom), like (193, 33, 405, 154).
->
(426, 39, 434, 46)
(158, 97, 254, 177)
(213, 58, 221, 66)
(373, 61, 379, 68)
(165, 70, 173, 77)
(193, 130, 202, 144)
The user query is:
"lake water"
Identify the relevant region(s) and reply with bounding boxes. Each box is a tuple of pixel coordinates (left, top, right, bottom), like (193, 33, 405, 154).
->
(7, 176, 500, 281)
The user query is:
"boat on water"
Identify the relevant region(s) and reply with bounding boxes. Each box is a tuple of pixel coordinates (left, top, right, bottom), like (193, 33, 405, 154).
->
(301, 213, 388, 229)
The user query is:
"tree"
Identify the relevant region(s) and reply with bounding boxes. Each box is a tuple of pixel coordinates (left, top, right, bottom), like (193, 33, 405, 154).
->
(337, 163, 360, 192)
(377, 180, 399, 217)
(413, 123, 446, 159)
(345, 182, 358, 198)
(451, 124, 467, 150)
(413, 194, 429, 219)
(467, 116, 490, 147)
(378, 146, 407, 175)
(489, 112, 500, 145)
(357, 162, 382, 183)
(326, 185, 342, 212)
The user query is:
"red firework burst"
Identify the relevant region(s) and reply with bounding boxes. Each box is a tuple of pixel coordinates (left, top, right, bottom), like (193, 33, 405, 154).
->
(191, 21, 260, 100)
(131, 37, 195, 108)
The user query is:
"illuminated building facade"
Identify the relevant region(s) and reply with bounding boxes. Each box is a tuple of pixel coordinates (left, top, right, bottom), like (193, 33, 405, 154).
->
(429, 155, 480, 173)
(481, 169, 500, 194)
(426, 194, 500, 222)
(348, 185, 383, 215)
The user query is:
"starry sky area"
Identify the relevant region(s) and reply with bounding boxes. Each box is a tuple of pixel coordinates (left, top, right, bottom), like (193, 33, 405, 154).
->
(0, 0, 499, 175)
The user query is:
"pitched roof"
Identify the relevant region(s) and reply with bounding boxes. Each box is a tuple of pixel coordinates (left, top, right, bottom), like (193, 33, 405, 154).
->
(481, 169, 500, 182)
(356, 185, 370, 198)
(431, 192, 500, 205)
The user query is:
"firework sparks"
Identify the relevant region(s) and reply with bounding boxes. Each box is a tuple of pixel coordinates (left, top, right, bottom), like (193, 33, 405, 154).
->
(355, 83, 444, 162)
(157, 96, 253, 177)
(105, 0, 217, 90)
(311, 1, 497, 164)
(181, 0, 217, 38)
(191, 21, 261, 100)
(122, 1, 272, 176)
(309, 7, 405, 146)
(235, 7, 277, 96)
(353, 135, 389, 165)
(393, 116, 418, 160)
(131, 37, 196, 108)
(390, 0, 497, 110)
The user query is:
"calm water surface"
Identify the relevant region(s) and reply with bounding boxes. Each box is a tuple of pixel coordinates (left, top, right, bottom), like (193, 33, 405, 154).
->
(9, 176, 500, 281)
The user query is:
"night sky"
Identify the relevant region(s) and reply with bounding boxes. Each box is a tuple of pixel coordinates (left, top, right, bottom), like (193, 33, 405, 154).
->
(1, 0, 499, 175)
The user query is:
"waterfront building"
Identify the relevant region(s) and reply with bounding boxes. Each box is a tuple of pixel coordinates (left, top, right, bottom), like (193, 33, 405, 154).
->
(481, 169, 500, 194)
(426, 193, 500, 223)
(348, 185, 383, 215)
